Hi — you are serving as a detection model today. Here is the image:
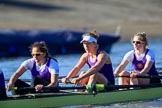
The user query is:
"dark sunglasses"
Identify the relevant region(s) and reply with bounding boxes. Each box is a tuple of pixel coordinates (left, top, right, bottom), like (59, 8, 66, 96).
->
(132, 41, 144, 44)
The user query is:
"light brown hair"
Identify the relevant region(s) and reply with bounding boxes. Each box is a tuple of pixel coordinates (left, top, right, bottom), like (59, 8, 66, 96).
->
(82, 29, 100, 40)
(132, 32, 148, 46)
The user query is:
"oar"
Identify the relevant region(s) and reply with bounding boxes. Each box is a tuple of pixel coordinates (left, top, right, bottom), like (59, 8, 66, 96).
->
(11, 83, 162, 92)
(5, 79, 71, 85)
(5, 76, 69, 82)
(106, 84, 162, 90)
(5, 75, 75, 82)
(116, 75, 162, 79)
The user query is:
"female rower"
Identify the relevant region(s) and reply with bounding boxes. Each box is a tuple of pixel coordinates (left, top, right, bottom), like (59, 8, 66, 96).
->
(62, 30, 115, 87)
(114, 32, 160, 86)
(6, 41, 59, 94)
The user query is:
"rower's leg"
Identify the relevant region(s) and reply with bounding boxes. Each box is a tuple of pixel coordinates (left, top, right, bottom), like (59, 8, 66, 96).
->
(118, 71, 130, 85)
(74, 71, 89, 92)
(95, 73, 108, 85)
(13, 79, 30, 95)
(78, 71, 89, 86)
(138, 78, 150, 85)
(130, 74, 150, 85)
(118, 71, 130, 90)
(30, 76, 58, 93)
(31, 76, 49, 87)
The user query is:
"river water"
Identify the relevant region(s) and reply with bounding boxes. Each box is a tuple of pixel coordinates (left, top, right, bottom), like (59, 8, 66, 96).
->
(0, 37, 162, 108)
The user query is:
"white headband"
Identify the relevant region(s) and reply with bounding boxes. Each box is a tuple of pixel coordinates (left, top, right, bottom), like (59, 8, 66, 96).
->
(80, 36, 97, 43)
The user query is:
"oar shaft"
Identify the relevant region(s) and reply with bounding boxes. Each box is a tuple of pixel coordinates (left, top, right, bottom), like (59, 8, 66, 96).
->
(105, 84, 162, 89)
(11, 85, 86, 91)
(5, 76, 77, 82)
(116, 75, 162, 79)
(6, 79, 65, 83)
(11, 83, 162, 92)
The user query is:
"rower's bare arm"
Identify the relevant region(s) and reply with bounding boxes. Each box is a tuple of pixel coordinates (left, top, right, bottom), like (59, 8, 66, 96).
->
(66, 53, 87, 79)
(93, 51, 108, 71)
(47, 74, 58, 87)
(140, 61, 153, 74)
(78, 52, 108, 80)
(7, 66, 26, 90)
(114, 59, 129, 76)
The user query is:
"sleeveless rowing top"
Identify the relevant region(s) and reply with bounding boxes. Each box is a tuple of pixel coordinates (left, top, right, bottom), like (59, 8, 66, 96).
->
(87, 50, 114, 82)
(31, 58, 51, 81)
(132, 49, 158, 75)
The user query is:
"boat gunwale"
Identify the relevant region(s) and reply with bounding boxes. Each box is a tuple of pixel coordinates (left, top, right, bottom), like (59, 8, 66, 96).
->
(3, 85, 162, 101)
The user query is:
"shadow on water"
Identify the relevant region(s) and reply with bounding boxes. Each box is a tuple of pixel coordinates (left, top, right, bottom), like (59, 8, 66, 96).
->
(0, 0, 73, 11)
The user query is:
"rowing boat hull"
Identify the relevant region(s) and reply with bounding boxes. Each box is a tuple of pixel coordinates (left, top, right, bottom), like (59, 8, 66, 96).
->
(1, 87, 162, 108)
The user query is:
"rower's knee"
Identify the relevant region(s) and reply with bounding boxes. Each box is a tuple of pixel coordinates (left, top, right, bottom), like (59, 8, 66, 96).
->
(79, 71, 86, 77)
(119, 71, 129, 76)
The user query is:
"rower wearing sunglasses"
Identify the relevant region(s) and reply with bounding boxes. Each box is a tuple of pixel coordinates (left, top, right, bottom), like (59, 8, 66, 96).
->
(114, 32, 160, 87)
(6, 41, 59, 94)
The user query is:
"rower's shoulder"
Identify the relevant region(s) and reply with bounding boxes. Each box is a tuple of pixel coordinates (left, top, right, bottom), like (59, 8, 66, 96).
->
(98, 50, 110, 57)
(82, 52, 89, 57)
